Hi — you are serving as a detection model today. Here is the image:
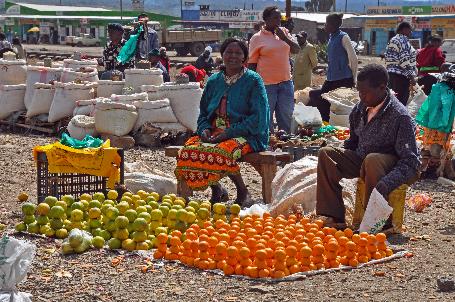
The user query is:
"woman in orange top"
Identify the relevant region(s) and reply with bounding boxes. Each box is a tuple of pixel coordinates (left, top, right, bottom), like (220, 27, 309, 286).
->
(248, 6, 300, 133)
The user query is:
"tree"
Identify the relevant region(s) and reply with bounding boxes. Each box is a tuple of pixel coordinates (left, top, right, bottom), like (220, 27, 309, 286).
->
(305, 0, 334, 12)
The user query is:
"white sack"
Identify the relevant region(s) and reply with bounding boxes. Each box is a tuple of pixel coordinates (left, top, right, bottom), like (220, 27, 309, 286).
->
(48, 82, 96, 123)
(60, 68, 98, 83)
(62, 59, 98, 70)
(125, 172, 177, 196)
(26, 83, 55, 117)
(94, 101, 138, 136)
(141, 85, 165, 101)
(322, 87, 359, 115)
(97, 80, 125, 98)
(133, 98, 179, 131)
(24, 66, 62, 110)
(0, 59, 27, 85)
(293, 103, 323, 128)
(125, 68, 163, 92)
(67, 115, 97, 140)
(0, 235, 36, 302)
(359, 188, 393, 234)
(0, 84, 26, 120)
(407, 85, 427, 118)
(110, 92, 148, 104)
(73, 98, 108, 117)
(330, 112, 350, 128)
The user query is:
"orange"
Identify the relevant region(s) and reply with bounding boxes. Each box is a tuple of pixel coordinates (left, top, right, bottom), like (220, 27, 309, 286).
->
(314, 219, 324, 229)
(226, 256, 238, 266)
(376, 232, 387, 243)
(351, 234, 361, 244)
(385, 249, 393, 257)
(300, 257, 312, 266)
(367, 244, 377, 253)
(185, 232, 198, 241)
(300, 266, 310, 272)
(294, 235, 304, 244)
(345, 241, 357, 251)
(309, 228, 319, 234)
(219, 233, 231, 244)
(232, 240, 246, 249)
(334, 230, 345, 239)
(323, 235, 335, 244)
(343, 228, 354, 238)
(274, 249, 287, 261)
(359, 232, 369, 239)
(275, 241, 286, 250)
(171, 230, 182, 238)
(156, 233, 168, 244)
(170, 236, 181, 246)
(326, 241, 339, 252)
(309, 263, 318, 271)
(157, 243, 168, 253)
(340, 256, 349, 266)
(265, 248, 274, 259)
(358, 238, 368, 247)
(197, 259, 209, 270)
(285, 246, 297, 257)
(325, 251, 338, 260)
(286, 257, 299, 267)
(153, 250, 164, 259)
(223, 264, 235, 275)
(215, 242, 227, 254)
(312, 244, 325, 256)
(315, 231, 326, 239)
(266, 258, 274, 267)
(337, 236, 349, 246)
(203, 221, 212, 228)
(377, 242, 387, 251)
(256, 243, 266, 251)
(289, 264, 300, 274)
(275, 232, 286, 241)
(170, 246, 181, 254)
(255, 259, 268, 270)
(274, 261, 287, 271)
(199, 229, 209, 237)
(367, 234, 377, 245)
(272, 270, 286, 279)
(258, 268, 270, 278)
(239, 247, 251, 258)
(300, 217, 310, 225)
(193, 257, 200, 267)
(182, 240, 192, 250)
(348, 258, 359, 267)
(239, 258, 253, 267)
(378, 250, 387, 258)
(255, 249, 267, 261)
(199, 241, 210, 252)
(190, 240, 199, 252)
(305, 233, 315, 242)
(373, 251, 383, 260)
(358, 255, 369, 263)
(346, 250, 357, 259)
(208, 260, 217, 270)
(311, 255, 325, 264)
(199, 251, 210, 260)
(234, 264, 243, 275)
(208, 236, 218, 248)
(329, 259, 340, 268)
(217, 260, 227, 270)
(214, 253, 226, 261)
(316, 263, 325, 270)
(248, 266, 259, 278)
(198, 234, 209, 243)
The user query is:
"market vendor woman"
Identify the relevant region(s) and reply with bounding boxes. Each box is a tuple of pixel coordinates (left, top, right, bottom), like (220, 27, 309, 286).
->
(175, 38, 270, 206)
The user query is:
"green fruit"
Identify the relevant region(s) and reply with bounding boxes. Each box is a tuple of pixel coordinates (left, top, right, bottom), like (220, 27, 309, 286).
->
(55, 200, 68, 211)
(166, 219, 176, 229)
(136, 199, 146, 207)
(144, 205, 153, 214)
(122, 238, 136, 251)
(56, 228, 68, 239)
(124, 209, 137, 223)
(79, 193, 92, 201)
(104, 221, 116, 233)
(137, 212, 151, 223)
(80, 200, 89, 211)
(21, 202, 36, 215)
(114, 228, 129, 241)
(103, 199, 116, 207)
(161, 202, 172, 209)
(92, 236, 105, 249)
(105, 207, 120, 220)
(89, 200, 102, 209)
(127, 223, 135, 233)
(149, 220, 161, 231)
(133, 218, 148, 232)
(71, 209, 84, 222)
(92, 228, 102, 237)
(145, 240, 154, 250)
(168, 209, 177, 220)
(148, 200, 159, 209)
(49, 206, 65, 219)
(116, 201, 129, 215)
(88, 208, 102, 219)
(44, 196, 58, 208)
(50, 218, 64, 230)
(171, 204, 183, 210)
(132, 231, 147, 242)
(89, 219, 102, 229)
(27, 222, 40, 234)
(107, 190, 118, 200)
(15, 222, 27, 232)
(136, 206, 147, 214)
(92, 192, 105, 202)
(39, 224, 51, 235)
(185, 206, 196, 213)
(175, 220, 187, 232)
(74, 244, 87, 254)
(36, 215, 49, 225)
(71, 202, 84, 211)
(213, 203, 226, 215)
(154, 226, 168, 236)
(101, 204, 113, 215)
(108, 238, 122, 250)
(99, 230, 111, 241)
(150, 209, 163, 221)
(186, 211, 197, 224)
(197, 208, 210, 220)
(36, 203, 51, 216)
(62, 242, 74, 255)
(114, 216, 129, 229)
(69, 233, 84, 248)
(200, 202, 211, 211)
(188, 201, 200, 211)
(23, 214, 36, 225)
(230, 204, 241, 215)
(176, 209, 188, 222)
(62, 195, 75, 207)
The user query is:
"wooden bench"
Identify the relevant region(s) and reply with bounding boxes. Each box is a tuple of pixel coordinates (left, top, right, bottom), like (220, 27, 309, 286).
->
(165, 146, 292, 204)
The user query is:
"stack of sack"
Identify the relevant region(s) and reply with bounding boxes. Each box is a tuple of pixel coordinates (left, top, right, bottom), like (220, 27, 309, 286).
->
(322, 87, 359, 127)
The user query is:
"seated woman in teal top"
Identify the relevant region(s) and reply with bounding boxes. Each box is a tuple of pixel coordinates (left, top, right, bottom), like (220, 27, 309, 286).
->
(175, 38, 270, 207)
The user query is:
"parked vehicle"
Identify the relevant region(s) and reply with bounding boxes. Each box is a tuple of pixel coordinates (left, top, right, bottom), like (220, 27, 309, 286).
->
(65, 34, 101, 47)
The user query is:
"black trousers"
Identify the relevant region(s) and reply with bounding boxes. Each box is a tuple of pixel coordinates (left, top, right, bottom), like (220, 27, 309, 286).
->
(308, 77, 355, 122)
(388, 73, 411, 106)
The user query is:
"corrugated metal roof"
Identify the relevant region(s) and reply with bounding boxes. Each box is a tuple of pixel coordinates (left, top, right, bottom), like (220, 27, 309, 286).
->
(14, 2, 111, 12)
(289, 13, 357, 24)
(353, 14, 455, 19)
(0, 14, 135, 20)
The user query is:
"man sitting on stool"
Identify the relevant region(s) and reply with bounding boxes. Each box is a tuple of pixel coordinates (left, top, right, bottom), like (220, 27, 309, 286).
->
(316, 64, 420, 228)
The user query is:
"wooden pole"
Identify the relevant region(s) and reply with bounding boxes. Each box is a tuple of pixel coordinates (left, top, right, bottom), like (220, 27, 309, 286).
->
(286, 0, 291, 18)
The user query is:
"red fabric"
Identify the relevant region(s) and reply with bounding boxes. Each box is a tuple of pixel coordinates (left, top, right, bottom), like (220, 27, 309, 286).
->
(180, 65, 206, 83)
(159, 57, 170, 72)
(417, 46, 445, 75)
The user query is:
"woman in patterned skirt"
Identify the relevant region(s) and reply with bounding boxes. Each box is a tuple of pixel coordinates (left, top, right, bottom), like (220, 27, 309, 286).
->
(175, 38, 270, 206)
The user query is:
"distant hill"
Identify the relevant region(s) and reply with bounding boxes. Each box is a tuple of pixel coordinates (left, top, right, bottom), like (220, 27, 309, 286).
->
(10, 0, 455, 15)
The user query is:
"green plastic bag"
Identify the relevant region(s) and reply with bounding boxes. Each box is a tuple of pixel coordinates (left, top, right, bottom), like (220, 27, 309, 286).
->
(60, 133, 104, 149)
(117, 26, 143, 65)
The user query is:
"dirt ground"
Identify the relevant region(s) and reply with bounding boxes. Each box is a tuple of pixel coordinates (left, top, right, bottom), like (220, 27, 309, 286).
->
(0, 130, 454, 302)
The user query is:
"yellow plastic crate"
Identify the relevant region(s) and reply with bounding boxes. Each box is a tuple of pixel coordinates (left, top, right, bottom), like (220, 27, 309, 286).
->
(353, 179, 408, 233)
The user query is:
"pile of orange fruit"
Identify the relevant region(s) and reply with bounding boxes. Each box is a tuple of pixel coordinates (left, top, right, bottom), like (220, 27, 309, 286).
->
(153, 213, 394, 279)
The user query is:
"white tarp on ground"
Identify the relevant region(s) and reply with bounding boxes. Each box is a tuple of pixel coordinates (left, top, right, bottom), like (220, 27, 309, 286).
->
(124, 162, 177, 196)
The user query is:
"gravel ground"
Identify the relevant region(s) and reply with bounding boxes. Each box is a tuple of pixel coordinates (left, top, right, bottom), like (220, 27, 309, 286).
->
(1, 131, 455, 302)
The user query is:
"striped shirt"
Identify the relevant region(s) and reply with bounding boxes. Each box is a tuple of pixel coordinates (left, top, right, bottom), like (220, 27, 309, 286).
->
(384, 34, 417, 79)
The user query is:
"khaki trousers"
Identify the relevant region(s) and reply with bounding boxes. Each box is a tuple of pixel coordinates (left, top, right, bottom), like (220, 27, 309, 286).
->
(316, 147, 398, 222)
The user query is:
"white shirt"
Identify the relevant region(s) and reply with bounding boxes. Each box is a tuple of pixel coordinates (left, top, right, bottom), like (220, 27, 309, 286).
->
(341, 35, 358, 80)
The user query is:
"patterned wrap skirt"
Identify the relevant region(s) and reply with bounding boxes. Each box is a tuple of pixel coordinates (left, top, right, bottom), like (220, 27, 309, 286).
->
(175, 136, 252, 190)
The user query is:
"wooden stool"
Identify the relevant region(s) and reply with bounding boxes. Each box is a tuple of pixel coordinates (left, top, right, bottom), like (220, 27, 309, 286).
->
(353, 179, 408, 233)
(165, 146, 292, 204)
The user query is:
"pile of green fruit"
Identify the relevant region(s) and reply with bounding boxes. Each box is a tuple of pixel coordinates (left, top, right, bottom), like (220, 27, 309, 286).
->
(16, 190, 241, 253)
